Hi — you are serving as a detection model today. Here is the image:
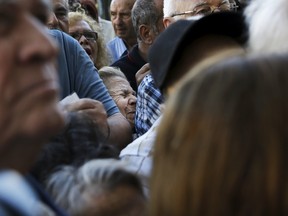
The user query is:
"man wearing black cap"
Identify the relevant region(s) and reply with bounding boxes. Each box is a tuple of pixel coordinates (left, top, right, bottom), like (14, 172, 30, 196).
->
(150, 11, 247, 94)
(120, 11, 247, 195)
(132, 0, 238, 137)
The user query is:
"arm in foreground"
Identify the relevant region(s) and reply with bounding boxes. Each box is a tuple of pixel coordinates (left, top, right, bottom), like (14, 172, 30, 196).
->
(107, 113, 133, 150)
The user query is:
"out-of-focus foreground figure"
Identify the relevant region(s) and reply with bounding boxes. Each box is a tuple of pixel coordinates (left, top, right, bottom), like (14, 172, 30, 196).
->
(150, 53, 288, 216)
(46, 159, 147, 216)
(245, 0, 288, 54)
(0, 0, 66, 214)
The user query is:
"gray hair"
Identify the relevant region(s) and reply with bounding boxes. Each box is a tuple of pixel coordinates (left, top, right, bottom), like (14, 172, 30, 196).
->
(245, 0, 288, 54)
(46, 159, 145, 216)
(132, 0, 163, 41)
(98, 66, 127, 89)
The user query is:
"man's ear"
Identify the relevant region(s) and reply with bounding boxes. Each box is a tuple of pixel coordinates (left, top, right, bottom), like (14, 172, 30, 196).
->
(163, 17, 174, 28)
(139, 24, 153, 45)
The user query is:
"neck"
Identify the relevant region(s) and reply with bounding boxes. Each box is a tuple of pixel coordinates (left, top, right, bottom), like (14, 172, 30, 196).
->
(138, 41, 149, 61)
(123, 37, 137, 51)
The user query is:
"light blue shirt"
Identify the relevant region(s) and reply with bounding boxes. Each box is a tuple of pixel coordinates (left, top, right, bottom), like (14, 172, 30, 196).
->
(107, 36, 127, 63)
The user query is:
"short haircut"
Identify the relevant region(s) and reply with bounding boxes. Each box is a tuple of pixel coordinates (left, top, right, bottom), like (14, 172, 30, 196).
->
(132, 0, 163, 40)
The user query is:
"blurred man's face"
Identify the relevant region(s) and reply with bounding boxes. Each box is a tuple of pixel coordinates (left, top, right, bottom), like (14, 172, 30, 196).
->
(0, 0, 65, 172)
(47, 0, 69, 33)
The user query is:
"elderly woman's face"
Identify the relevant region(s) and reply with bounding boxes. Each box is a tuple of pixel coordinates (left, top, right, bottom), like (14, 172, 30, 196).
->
(69, 20, 98, 66)
(0, 0, 65, 170)
(108, 77, 137, 129)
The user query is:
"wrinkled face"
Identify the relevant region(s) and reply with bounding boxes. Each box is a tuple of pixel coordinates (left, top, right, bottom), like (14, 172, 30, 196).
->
(0, 0, 65, 169)
(108, 77, 136, 128)
(69, 20, 98, 65)
(110, 0, 136, 42)
(47, 0, 69, 33)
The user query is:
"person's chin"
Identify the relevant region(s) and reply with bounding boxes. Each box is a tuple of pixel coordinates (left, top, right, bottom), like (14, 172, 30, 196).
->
(116, 31, 127, 38)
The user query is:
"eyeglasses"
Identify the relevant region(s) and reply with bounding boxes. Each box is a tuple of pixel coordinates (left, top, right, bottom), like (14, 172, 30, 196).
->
(69, 31, 98, 41)
(171, 1, 238, 18)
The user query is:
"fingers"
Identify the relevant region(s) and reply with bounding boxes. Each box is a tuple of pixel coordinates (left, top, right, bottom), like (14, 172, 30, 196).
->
(136, 63, 150, 86)
(62, 98, 104, 112)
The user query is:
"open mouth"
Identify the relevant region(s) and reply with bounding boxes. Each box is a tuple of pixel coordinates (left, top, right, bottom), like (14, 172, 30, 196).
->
(84, 48, 92, 56)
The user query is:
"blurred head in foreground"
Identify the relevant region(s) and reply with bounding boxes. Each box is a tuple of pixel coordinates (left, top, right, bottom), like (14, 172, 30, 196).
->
(150, 53, 288, 216)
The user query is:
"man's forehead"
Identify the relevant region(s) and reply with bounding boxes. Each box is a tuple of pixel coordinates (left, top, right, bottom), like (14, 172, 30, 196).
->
(111, 0, 135, 7)
(175, 0, 225, 7)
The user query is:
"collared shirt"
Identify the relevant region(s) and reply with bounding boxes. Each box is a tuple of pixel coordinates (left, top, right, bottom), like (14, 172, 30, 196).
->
(120, 116, 162, 196)
(111, 45, 146, 92)
(135, 74, 164, 137)
(107, 36, 128, 63)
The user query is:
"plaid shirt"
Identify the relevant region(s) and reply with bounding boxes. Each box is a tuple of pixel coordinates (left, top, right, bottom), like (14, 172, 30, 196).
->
(135, 74, 164, 137)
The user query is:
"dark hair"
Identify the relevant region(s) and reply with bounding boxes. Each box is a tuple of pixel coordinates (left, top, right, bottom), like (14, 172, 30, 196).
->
(151, 53, 288, 216)
(30, 112, 119, 185)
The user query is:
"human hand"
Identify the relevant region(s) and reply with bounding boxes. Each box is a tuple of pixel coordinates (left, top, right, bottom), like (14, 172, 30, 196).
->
(61, 98, 109, 141)
(135, 63, 150, 86)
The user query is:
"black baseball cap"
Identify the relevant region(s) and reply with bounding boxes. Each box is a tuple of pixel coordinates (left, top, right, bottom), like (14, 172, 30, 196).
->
(148, 11, 248, 91)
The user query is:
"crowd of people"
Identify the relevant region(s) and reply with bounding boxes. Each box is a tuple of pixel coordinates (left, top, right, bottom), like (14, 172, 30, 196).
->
(1, 0, 288, 215)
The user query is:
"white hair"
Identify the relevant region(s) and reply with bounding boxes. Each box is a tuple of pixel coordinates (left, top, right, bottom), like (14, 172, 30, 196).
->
(245, 0, 288, 54)
(163, 0, 197, 17)
(46, 159, 144, 216)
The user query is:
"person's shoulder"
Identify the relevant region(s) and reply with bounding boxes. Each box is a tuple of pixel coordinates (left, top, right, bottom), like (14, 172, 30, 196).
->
(120, 116, 162, 157)
(111, 53, 129, 66)
(48, 29, 78, 48)
(107, 36, 124, 47)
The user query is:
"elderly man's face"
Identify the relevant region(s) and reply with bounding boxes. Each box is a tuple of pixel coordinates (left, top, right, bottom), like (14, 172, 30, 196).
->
(110, 0, 136, 42)
(0, 0, 65, 171)
(47, 0, 69, 33)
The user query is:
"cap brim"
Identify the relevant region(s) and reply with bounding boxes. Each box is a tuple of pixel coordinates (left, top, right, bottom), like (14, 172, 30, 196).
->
(149, 11, 247, 90)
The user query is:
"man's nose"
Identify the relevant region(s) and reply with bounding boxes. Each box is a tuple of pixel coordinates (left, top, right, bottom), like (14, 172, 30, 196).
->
(114, 15, 123, 25)
(79, 35, 89, 45)
(18, 15, 58, 64)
